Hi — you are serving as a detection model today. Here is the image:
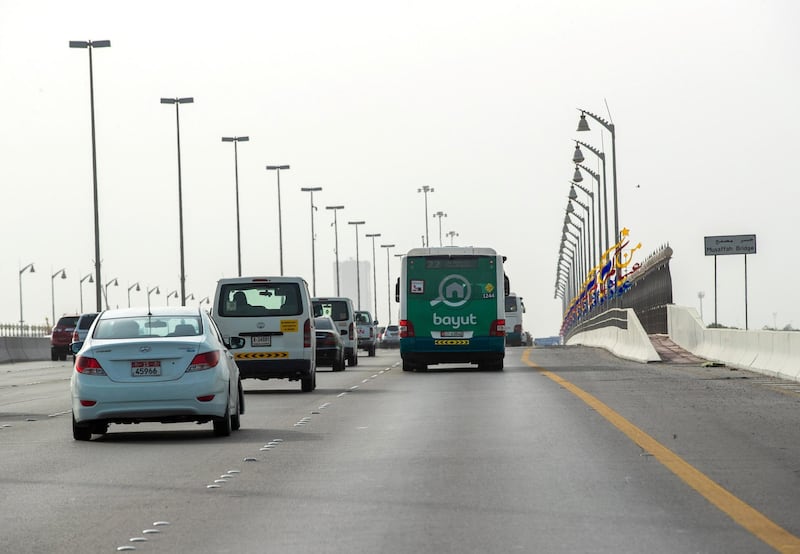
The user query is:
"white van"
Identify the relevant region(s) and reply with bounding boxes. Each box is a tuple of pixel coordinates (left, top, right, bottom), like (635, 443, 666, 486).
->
(212, 276, 316, 392)
(312, 297, 358, 366)
(504, 293, 526, 347)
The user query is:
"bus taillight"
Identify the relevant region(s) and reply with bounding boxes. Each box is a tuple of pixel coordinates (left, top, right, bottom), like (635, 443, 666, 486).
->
(399, 319, 414, 338)
(490, 319, 506, 337)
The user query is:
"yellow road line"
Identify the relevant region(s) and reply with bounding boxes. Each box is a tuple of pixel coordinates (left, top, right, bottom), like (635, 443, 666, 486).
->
(522, 349, 800, 553)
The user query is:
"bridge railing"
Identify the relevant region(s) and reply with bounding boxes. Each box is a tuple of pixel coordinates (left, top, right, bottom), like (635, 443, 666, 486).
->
(0, 323, 51, 338)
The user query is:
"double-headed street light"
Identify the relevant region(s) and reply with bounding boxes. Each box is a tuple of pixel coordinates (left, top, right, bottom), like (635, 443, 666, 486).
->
(161, 96, 194, 306)
(433, 211, 447, 247)
(326, 205, 345, 295)
(79, 272, 94, 313)
(417, 186, 434, 247)
(222, 136, 249, 276)
(446, 230, 459, 246)
(69, 39, 110, 312)
(348, 221, 366, 309)
(266, 165, 290, 275)
(127, 282, 141, 308)
(51, 268, 67, 325)
(380, 244, 395, 324)
(301, 187, 323, 295)
(18, 263, 35, 329)
(365, 233, 381, 321)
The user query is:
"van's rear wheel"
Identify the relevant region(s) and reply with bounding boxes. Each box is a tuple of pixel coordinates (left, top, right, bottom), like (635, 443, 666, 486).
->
(301, 369, 316, 392)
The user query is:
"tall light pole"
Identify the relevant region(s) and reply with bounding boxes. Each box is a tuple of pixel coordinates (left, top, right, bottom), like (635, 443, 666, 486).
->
(348, 221, 366, 309)
(166, 290, 178, 305)
(147, 286, 160, 311)
(18, 263, 35, 329)
(326, 205, 345, 295)
(568, 185, 595, 270)
(380, 244, 395, 324)
(417, 186, 434, 247)
(69, 39, 110, 312)
(365, 233, 381, 320)
(301, 187, 323, 295)
(222, 136, 249, 276)
(577, 109, 619, 244)
(103, 278, 118, 310)
(79, 272, 94, 313)
(446, 230, 459, 246)
(433, 211, 447, 247)
(266, 165, 290, 275)
(573, 140, 609, 254)
(127, 282, 141, 308)
(161, 96, 194, 306)
(50, 268, 67, 325)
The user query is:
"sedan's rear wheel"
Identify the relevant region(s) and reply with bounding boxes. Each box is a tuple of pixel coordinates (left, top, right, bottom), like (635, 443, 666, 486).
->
(213, 404, 232, 437)
(72, 416, 92, 441)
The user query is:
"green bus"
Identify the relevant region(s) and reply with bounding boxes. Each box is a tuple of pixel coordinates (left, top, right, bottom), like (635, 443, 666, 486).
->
(396, 247, 508, 371)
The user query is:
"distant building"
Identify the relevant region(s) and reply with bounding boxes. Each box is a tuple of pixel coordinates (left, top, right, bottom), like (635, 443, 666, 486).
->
(338, 259, 371, 311)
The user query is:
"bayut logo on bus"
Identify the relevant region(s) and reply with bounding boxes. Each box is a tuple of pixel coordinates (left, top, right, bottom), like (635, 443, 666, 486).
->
(431, 274, 476, 329)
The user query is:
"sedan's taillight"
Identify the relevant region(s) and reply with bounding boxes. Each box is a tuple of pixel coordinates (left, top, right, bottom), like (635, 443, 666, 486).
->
(72, 330, 79, 342)
(75, 356, 106, 376)
(186, 351, 220, 372)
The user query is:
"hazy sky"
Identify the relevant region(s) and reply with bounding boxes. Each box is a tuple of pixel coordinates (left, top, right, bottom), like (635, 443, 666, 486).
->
(2, 0, 798, 338)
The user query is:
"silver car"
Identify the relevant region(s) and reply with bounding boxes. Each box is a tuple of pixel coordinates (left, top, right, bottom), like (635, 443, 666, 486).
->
(70, 306, 245, 441)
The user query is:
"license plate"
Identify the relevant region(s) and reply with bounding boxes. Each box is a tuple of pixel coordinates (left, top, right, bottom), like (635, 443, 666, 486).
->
(441, 331, 464, 338)
(131, 360, 161, 376)
(251, 335, 271, 347)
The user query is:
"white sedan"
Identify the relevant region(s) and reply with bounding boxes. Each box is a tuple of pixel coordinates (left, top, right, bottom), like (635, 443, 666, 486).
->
(70, 307, 245, 441)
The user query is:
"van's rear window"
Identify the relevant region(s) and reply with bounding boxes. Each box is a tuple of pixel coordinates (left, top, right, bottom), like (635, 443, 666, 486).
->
(218, 283, 303, 317)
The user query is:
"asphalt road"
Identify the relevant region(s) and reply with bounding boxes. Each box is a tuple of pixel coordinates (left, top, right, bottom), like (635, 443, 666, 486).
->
(2, 346, 799, 553)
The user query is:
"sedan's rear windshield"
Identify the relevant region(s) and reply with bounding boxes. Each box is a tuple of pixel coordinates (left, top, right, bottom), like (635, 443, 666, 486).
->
(313, 300, 350, 321)
(218, 283, 303, 317)
(93, 316, 202, 339)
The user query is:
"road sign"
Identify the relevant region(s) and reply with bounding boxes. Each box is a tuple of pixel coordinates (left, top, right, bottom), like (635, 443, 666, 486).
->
(704, 234, 757, 256)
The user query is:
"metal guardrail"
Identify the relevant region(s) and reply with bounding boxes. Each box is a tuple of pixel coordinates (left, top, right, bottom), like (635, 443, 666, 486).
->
(0, 323, 51, 338)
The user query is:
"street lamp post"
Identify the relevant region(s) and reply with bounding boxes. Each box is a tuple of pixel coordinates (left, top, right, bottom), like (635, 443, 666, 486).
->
(18, 263, 35, 329)
(326, 205, 345, 295)
(301, 187, 323, 295)
(432, 211, 447, 247)
(51, 268, 67, 325)
(568, 189, 595, 270)
(146, 286, 160, 311)
(127, 282, 141, 308)
(380, 244, 395, 325)
(577, 110, 619, 245)
(166, 290, 178, 305)
(69, 39, 110, 312)
(79, 272, 94, 313)
(161, 96, 194, 306)
(417, 186, 434, 247)
(103, 278, 118, 310)
(446, 230, 459, 246)
(222, 136, 249, 276)
(366, 233, 381, 321)
(266, 165, 290, 275)
(348, 221, 366, 310)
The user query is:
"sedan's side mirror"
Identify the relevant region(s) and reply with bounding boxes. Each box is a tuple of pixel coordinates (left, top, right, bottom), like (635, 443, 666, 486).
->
(70, 342, 83, 355)
(226, 336, 246, 349)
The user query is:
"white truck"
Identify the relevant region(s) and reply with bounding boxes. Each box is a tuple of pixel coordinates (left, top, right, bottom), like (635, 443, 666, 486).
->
(355, 310, 377, 357)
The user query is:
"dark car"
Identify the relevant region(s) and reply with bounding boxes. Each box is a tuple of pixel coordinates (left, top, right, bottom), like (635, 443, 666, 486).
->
(381, 324, 400, 348)
(50, 315, 80, 361)
(314, 316, 345, 371)
(70, 312, 100, 357)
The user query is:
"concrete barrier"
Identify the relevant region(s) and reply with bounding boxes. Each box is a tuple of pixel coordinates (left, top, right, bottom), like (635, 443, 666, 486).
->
(567, 308, 660, 363)
(667, 305, 800, 382)
(0, 337, 51, 363)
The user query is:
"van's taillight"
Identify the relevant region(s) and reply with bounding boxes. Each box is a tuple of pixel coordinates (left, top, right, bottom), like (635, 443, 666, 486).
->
(186, 351, 220, 372)
(349, 322, 355, 340)
(399, 319, 414, 338)
(490, 319, 506, 337)
(304, 318, 312, 347)
(75, 356, 106, 376)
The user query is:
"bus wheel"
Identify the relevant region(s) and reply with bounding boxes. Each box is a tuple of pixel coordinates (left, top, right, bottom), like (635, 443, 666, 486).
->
(402, 360, 414, 371)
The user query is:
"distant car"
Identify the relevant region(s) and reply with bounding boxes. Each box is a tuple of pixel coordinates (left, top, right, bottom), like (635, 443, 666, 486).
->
(70, 312, 100, 356)
(51, 315, 79, 361)
(312, 297, 358, 367)
(355, 310, 377, 357)
(381, 324, 400, 348)
(314, 316, 345, 371)
(70, 306, 245, 441)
